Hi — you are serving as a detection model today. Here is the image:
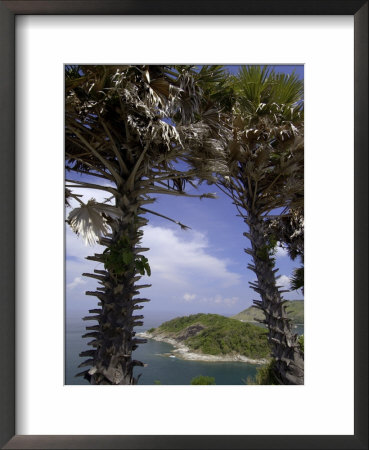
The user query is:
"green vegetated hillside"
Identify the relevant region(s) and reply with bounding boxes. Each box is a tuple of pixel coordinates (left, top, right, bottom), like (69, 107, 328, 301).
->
(149, 313, 270, 359)
(232, 300, 304, 324)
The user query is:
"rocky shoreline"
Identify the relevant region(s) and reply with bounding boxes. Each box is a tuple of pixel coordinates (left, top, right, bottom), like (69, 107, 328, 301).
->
(138, 331, 269, 365)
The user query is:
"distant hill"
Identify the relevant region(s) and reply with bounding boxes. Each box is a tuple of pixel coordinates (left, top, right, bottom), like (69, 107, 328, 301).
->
(232, 300, 304, 324)
(147, 313, 270, 360)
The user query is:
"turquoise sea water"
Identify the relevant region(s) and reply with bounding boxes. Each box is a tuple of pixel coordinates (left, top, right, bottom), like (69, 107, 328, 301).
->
(65, 314, 304, 385)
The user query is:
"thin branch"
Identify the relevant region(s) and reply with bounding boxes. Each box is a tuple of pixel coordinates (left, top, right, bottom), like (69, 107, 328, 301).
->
(67, 192, 85, 205)
(65, 179, 118, 195)
(65, 149, 91, 159)
(119, 99, 132, 144)
(102, 195, 115, 204)
(215, 183, 235, 201)
(99, 116, 129, 175)
(140, 207, 191, 230)
(247, 176, 254, 204)
(230, 175, 244, 191)
(66, 126, 123, 186)
(152, 180, 190, 193)
(252, 180, 258, 210)
(66, 166, 114, 181)
(66, 136, 93, 156)
(234, 201, 247, 219)
(126, 139, 152, 191)
(66, 140, 119, 181)
(264, 172, 282, 194)
(152, 167, 197, 178)
(264, 212, 292, 220)
(67, 118, 102, 140)
(145, 187, 216, 199)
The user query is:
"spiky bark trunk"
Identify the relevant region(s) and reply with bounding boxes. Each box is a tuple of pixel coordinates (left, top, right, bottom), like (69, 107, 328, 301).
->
(245, 211, 304, 385)
(77, 191, 150, 385)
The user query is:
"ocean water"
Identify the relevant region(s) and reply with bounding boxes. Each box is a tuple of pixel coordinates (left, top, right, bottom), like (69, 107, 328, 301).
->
(65, 313, 304, 385)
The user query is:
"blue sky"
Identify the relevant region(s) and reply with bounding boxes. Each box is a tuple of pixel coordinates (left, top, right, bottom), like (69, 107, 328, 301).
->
(66, 65, 304, 321)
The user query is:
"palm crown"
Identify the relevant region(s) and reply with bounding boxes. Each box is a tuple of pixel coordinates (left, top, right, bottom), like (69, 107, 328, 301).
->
(210, 66, 305, 385)
(221, 66, 304, 215)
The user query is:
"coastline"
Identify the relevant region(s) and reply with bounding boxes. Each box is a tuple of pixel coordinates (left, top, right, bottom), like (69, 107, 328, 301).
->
(138, 331, 269, 365)
(241, 320, 304, 326)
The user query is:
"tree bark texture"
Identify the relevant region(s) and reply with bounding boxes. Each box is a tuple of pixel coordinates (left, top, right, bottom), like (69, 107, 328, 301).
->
(77, 190, 149, 385)
(246, 212, 304, 385)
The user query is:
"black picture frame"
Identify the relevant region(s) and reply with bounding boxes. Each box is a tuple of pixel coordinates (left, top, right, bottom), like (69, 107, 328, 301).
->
(0, 1, 367, 449)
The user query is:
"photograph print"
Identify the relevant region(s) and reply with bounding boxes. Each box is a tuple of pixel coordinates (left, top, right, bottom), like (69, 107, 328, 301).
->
(65, 65, 304, 386)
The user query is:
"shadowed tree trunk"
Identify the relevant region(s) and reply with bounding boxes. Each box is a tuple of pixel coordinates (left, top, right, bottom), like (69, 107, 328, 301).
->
(79, 191, 150, 384)
(198, 65, 305, 384)
(246, 212, 304, 385)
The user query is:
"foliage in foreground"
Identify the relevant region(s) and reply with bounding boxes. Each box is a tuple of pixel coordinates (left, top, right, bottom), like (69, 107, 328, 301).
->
(298, 334, 304, 353)
(249, 359, 280, 385)
(249, 335, 304, 385)
(190, 375, 216, 385)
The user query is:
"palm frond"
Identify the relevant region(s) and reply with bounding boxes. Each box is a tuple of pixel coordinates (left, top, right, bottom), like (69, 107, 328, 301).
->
(290, 266, 304, 292)
(67, 199, 122, 246)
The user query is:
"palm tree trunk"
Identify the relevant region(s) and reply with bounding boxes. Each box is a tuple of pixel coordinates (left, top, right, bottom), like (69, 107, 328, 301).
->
(246, 212, 304, 385)
(77, 190, 149, 385)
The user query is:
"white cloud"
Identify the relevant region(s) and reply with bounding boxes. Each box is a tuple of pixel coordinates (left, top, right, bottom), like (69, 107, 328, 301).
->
(141, 225, 241, 288)
(276, 274, 291, 288)
(200, 295, 239, 307)
(67, 276, 87, 290)
(183, 293, 196, 302)
(275, 243, 288, 258)
(65, 190, 242, 293)
(224, 297, 239, 306)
